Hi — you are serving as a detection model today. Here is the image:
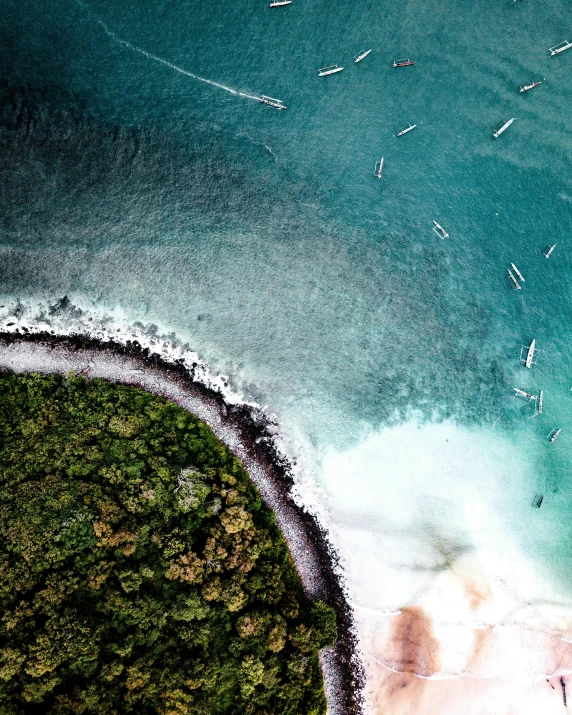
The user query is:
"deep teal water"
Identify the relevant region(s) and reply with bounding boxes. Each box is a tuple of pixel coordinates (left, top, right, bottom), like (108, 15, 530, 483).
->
(1, 0, 572, 604)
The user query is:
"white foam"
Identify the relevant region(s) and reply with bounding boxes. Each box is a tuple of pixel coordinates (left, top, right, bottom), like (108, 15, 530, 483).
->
(0, 298, 247, 406)
(4, 300, 572, 711)
(317, 418, 572, 689)
(0, 306, 354, 713)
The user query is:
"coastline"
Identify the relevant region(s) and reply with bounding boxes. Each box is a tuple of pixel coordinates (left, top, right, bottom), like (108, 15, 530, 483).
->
(0, 330, 364, 715)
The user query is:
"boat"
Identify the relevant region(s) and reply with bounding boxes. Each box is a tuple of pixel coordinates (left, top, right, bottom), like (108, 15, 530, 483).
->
(549, 41, 572, 56)
(525, 339, 536, 368)
(432, 220, 449, 239)
(548, 427, 562, 443)
(354, 49, 372, 64)
(514, 387, 536, 401)
(397, 123, 416, 137)
(260, 95, 286, 110)
(493, 118, 516, 139)
(374, 158, 384, 179)
(532, 494, 544, 509)
(536, 389, 544, 414)
(519, 81, 542, 93)
(393, 58, 415, 67)
(522, 339, 536, 369)
(511, 263, 525, 282)
(269, 0, 292, 5)
(318, 65, 344, 76)
(508, 269, 521, 290)
(543, 243, 556, 258)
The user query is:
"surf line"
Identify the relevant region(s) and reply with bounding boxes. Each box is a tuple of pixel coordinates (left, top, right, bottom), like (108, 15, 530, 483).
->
(74, 0, 261, 103)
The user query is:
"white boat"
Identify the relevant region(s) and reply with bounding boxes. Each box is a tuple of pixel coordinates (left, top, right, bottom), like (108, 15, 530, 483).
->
(269, 0, 292, 6)
(432, 220, 449, 239)
(354, 49, 372, 64)
(374, 157, 384, 179)
(493, 118, 516, 139)
(260, 95, 286, 110)
(522, 339, 536, 369)
(519, 81, 542, 93)
(543, 243, 556, 258)
(397, 123, 416, 137)
(548, 427, 562, 442)
(549, 41, 572, 56)
(514, 387, 536, 401)
(536, 390, 544, 414)
(508, 269, 521, 290)
(318, 65, 344, 76)
(511, 263, 525, 282)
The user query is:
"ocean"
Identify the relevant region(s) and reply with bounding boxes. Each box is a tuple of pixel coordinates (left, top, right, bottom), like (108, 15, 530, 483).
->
(1, 0, 572, 710)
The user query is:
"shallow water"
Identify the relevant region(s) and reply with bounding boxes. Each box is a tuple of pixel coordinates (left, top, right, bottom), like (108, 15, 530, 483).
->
(1, 0, 572, 710)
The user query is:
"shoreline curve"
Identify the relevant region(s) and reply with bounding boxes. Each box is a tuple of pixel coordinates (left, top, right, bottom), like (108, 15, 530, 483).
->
(0, 330, 364, 715)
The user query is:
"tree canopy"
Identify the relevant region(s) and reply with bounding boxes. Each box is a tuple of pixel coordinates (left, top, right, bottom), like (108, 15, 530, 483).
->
(0, 372, 336, 714)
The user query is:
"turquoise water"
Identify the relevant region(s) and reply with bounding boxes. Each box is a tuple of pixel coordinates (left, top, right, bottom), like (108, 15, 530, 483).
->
(2, 0, 572, 694)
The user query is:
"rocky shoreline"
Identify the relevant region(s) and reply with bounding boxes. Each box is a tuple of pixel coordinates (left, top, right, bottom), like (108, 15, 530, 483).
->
(0, 331, 364, 715)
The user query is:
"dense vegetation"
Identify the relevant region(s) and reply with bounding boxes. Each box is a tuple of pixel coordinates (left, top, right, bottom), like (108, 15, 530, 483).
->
(0, 373, 336, 715)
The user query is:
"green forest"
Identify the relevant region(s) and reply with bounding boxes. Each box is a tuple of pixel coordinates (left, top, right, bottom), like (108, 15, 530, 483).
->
(0, 372, 336, 715)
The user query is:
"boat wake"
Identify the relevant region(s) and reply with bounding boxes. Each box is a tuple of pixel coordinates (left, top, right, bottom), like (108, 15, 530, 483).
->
(74, 0, 262, 103)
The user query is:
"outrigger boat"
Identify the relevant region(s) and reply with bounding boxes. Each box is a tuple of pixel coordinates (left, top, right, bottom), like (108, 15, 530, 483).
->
(549, 41, 572, 56)
(520, 81, 542, 93)
(393, 58, 415, 67)
(508, 269, 521, 290)
(521, 339, 537, 369)
(511, 263, 524, 282)
(493, 118, 516, 139)
(318, 65, 344, 76)
(548, 428, 562, 443)
(543, 244, 556, 258)
(536, 390, 544, 415)
(374, 158, 384, 179)
(432, 220, 449, 239)
(269, 0, 292, 6)
(397, 123, 416, 137)
(532, 494, 544, 509)
(514, 387, 536, 401)
(354, 49, 372, 64)
(260, 95, 286, 110)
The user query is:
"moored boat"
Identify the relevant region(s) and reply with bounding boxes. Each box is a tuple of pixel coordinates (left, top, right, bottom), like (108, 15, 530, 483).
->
(514, 387, 536, 401)
(318, 65, 344, 76)
(511, 263, 524, 282)
(374, 157, 384, 179)
(536, 390, 544, 414)
(543, 243, 556, 258)
(523, 339, 536, 369)
(549, 41, 572, 56)
(493, 118, 516, 138)
(397, 123, 416, 137)
(508, 269, 521, 290)
(519, 81, 542, 93)
(393, 58, 415, 67)
(354, 49, 372, 64)
(548, 427, 562, 442)
(269, 0, 292, 6)
(432, 220, 449, 239)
